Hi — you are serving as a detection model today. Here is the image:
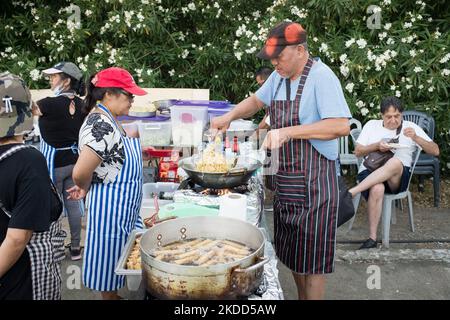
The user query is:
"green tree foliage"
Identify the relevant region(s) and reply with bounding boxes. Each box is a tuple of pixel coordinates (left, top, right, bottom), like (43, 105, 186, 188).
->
(1, 0, 449, 173)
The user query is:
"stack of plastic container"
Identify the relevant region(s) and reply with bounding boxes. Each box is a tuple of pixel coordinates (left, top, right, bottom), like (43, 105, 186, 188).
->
(169, 100, 233, 147)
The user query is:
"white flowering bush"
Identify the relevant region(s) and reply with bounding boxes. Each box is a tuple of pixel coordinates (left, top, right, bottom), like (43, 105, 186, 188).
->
(1, 0, 449, 172)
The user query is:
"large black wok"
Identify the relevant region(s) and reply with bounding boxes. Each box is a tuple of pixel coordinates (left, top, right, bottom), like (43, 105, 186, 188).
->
(178, 156, 262, 189)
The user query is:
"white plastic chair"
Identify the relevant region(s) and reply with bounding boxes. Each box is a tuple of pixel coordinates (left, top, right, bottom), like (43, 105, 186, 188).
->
(347, 128, 362, 232)
(339, 118, 362, 169)
(381, 146, 422, 248)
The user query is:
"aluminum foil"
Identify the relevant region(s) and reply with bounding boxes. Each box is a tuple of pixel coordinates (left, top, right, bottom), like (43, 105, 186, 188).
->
(247, 229, 284, 300)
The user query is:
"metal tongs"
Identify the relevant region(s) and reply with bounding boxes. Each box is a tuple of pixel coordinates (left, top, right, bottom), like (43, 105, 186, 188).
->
(143, 194, 176, 228)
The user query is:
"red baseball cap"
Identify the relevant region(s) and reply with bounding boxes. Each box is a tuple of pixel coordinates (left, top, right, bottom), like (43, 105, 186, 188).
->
(91, 67, 147, 96)
(257, 22, 307, 60)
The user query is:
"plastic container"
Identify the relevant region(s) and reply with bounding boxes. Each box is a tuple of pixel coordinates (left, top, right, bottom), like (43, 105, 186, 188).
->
(121, 121, 140, 137)
(137, 120, 172, 147)
(170, 105, 208, 147)
(143, 182, 180, 199)
(226, 119, 257, 142)
(171, 100, 231, 109)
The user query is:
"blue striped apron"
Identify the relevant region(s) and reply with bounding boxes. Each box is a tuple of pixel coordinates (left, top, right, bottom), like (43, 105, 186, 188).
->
(39, 135, 84, 217)
(38, 92, 85, 216)
(83, 103, 144, 291)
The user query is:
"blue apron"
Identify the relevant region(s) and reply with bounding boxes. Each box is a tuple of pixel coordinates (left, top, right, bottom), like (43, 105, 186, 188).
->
(83, 103, 144, 291)
(39, 93, 85, 217)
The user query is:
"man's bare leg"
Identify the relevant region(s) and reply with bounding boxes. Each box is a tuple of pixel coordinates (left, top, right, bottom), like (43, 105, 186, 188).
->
(293, 273, 307, 300)
(292, 272, 326, 300)
(350, 158, 403, 197)
(367, 183, 385, 240)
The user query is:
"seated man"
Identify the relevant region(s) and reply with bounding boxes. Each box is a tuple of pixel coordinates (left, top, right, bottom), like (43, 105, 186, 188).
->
(349, 96, 439, 249)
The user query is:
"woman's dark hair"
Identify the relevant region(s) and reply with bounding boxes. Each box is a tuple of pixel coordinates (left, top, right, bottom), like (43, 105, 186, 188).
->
(380, 96, 404, 114)
(59, 72, 86, 96)
(255, 67, 272, 80)
(83, 74, 123, 114)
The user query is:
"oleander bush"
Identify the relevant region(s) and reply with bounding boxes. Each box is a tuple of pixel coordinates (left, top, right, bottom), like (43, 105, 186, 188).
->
(1, 0, 449, 173)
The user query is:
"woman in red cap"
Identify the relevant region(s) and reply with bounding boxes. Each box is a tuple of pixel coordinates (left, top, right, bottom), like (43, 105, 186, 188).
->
(67, 67, 147, 300)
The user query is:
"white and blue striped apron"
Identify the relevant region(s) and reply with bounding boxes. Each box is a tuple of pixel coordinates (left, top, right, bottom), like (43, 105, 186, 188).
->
(83, 103, 144, 291)
(39, 92, 85, 216)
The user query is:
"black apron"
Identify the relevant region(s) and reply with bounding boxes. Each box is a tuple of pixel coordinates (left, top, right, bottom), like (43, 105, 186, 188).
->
(268, 57, 339, 274)
(0, 144, 66, 299)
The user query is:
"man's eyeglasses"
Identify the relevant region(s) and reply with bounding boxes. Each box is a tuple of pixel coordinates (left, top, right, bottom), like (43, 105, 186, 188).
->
(119, 89, 134, 100)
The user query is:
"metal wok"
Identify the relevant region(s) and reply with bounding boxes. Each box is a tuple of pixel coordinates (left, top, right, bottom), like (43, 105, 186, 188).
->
(178, 156, 262, 189)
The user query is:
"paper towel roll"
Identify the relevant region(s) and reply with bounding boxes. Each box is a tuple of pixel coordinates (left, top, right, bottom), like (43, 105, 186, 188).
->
(219, 193, 247, 221)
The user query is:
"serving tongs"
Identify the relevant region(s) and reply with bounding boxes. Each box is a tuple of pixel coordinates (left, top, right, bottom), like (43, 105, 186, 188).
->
(143, 194, 176, 228)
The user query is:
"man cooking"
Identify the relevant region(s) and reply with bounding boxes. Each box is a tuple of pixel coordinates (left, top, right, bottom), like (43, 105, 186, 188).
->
(211, 21, 351, 300)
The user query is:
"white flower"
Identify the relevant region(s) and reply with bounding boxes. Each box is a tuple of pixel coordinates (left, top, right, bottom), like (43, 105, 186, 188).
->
(434, 30, 442, 39)
(395, 90, 401, 97)
(413, 66, 423, 73)
(409, 50, 417, 57)
(439, 53, 450, 64)
(386, 38, 395, 45)
(234, 52, 242, 61)
(418, 84, 424, 89)
(95, 62, 102, 69)
(187, 3, 196, 11)
(441, 69, 450, 76)
(360, 108, 369, 116)
(29, 69, 40, 81)
(345, 38, 355, 48)
(404, 22, 413, 28)
(319, 43, 328, 53)
(85, 9, 92, 16)
(168, 69, 175, 77)
(356, 38, 367, 49)
(384, 23, 392, 30)
(356, 100, 365, 108)
(428, 86, 434, 92)
(312, 37, 318, 42)
(141, 0, 149, 4)
(383, 0, 391, 5)
(406, 84, 413, 90)
(390, 85, 396, 90)
(378, 32, 387, 40)
(79, 63, 87, 72)
(339, 54, 347, 63)
(340, 65, 349, 77)
(372, 6, 381, 14)
(345, 82, 354, 93)
(181, 49, 189, 59)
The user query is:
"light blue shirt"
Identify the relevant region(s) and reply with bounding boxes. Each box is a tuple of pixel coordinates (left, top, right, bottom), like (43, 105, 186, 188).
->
(255, 57, 351, 160)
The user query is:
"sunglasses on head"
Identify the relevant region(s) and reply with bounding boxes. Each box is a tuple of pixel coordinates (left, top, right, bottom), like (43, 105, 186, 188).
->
(119, 89, 134, 100)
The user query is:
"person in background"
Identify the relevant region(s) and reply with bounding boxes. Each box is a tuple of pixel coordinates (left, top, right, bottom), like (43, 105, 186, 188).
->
(212, 22, 351, 300)
(33, 62, 86, 261)
(0, 72, 65, 300)
(349, 96, 439, 249)
(256, 67, 273, 130)
(67, 67, 147, 300)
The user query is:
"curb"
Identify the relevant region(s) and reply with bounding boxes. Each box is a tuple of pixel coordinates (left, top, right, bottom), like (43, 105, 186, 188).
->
(336, 248, 450, 264)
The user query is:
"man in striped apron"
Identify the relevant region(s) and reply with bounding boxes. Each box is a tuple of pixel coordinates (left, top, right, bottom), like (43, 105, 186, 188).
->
(211, 22, 351, 299)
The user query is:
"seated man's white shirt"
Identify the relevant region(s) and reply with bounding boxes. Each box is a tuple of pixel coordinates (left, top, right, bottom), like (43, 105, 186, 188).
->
(356, 120, 431, 172)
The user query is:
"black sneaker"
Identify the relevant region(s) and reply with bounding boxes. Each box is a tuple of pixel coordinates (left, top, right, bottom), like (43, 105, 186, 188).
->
(358, 238, 377, 250)
(70, 247, 82, 261)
